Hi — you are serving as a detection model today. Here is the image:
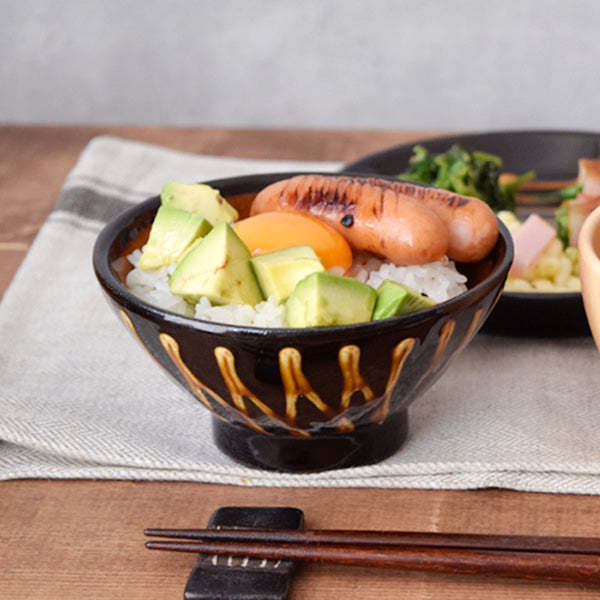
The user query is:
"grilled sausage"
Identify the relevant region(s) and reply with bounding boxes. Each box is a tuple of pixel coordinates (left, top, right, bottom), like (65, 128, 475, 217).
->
(251, 175, 498, 264)
(251, 174, 449, 265)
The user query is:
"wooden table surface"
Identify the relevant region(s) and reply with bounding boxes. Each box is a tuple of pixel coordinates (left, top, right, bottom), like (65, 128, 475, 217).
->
(1, 125, 599, 599)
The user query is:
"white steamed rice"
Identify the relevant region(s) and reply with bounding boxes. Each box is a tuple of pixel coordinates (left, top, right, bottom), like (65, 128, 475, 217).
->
(125, 247, 467, 328)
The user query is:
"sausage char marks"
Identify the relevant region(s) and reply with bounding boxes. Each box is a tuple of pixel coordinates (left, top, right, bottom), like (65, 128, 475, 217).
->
(252, 175, 448, 265)
(251, 174, 499, 265)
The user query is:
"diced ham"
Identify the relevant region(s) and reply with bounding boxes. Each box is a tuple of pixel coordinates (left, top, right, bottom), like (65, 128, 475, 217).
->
(509, 213, 557, 277)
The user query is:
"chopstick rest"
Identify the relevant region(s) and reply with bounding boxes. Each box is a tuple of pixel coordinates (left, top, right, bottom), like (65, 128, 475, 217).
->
(180, 506, 304, 600)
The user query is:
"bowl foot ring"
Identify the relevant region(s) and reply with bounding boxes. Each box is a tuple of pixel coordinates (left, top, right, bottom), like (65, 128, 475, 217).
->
(212, 409, 409, 473)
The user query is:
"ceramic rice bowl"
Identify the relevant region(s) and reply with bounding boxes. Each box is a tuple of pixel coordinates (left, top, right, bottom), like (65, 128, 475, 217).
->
(93, 172, 513, 472)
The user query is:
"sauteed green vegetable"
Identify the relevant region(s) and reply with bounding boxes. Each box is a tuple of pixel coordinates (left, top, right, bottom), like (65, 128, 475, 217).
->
(397, 144, 533, 213)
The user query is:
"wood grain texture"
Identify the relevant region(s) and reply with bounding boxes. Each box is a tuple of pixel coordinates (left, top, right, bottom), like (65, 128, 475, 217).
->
(1, 125, 597, 599)
(2, 480, 600, 599)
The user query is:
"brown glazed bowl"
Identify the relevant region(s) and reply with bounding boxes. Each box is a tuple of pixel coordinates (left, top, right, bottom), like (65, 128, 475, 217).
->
(93, 172, 513, 472)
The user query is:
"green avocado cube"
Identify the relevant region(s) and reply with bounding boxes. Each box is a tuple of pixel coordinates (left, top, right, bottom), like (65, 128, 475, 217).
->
(372, 279, 436, 320)
(250, 246, 325, 302)
(161, 182, 239, 226)
(139, 204, 212, 270)
(285, 271, 376, 328)
(169, 222, 263, 306)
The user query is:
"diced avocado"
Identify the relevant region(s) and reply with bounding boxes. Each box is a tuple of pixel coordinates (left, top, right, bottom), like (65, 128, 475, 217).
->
(139, 205, 213, 270)
(285, 271, 376, 328)
(177, 235, 204, 262)
(250, 245, 325, 302)
(169, 222, 263, 306)
(372, 280, 436, 320)
(161, 182, 238, 226)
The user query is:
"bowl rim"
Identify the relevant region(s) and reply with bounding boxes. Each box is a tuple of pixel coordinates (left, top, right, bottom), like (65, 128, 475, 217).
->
(92, 172, 514, 337)
(342, 129, 600, 175)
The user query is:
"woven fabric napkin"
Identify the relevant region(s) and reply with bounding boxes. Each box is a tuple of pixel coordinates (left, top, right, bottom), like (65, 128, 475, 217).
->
(2, 135, 600, 493)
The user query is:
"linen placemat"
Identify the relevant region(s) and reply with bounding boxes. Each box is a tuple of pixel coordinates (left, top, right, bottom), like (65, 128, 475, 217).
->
(2, 135, 600, 494)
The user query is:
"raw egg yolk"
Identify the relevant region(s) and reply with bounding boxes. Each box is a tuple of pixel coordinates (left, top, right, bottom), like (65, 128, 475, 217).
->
(233, 211, 353, 272)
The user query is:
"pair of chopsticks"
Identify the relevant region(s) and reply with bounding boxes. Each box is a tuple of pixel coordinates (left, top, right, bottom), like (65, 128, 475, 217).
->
(144, 526, 600, 585)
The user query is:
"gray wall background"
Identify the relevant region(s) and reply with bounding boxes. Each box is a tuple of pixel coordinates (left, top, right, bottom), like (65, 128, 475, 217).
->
(1, 0, 598, 131)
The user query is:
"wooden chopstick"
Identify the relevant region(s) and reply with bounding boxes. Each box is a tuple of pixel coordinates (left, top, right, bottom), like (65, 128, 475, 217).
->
(514, 193, 564, 206)
(502, 175, 577, 193)
(144, 538, 600, 585)
(143, 527, 600, 555)
(519, 179, 577, 192)
(143, 528, 600, 585)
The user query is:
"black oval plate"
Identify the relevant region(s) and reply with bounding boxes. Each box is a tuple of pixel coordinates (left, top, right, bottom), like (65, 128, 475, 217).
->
(342, 130, 600, 337)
